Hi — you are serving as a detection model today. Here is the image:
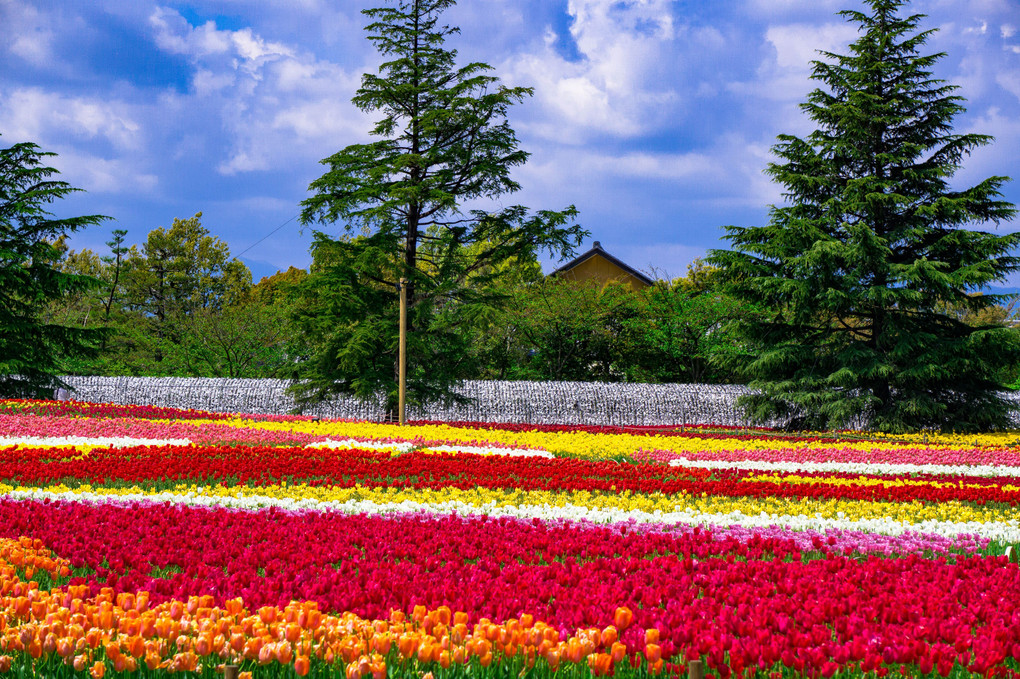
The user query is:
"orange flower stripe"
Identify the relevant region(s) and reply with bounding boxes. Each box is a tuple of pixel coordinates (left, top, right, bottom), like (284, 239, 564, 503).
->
(0, 537, 655, 676)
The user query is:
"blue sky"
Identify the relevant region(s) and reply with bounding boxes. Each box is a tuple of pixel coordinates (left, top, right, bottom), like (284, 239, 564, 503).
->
(1, 0, 1018, 283)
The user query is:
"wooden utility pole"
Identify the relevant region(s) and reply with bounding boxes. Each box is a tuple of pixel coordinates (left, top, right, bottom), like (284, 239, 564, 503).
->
(398, 277, 407, 425)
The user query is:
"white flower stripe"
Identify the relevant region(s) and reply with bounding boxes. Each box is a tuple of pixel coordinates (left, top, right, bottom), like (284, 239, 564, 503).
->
(3, 487, 1015, 543)
(0, 436, 192, 448)
(307, 438, 414, 453)
(307, 439, 553, 458)
(667, 457, 1020, 478)
(420, 444, 555, 459)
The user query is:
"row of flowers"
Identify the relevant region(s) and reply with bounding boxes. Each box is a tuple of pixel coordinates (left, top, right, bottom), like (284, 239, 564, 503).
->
(4, 399, 1020, 677)
(1, 536, 669, 678)
(8, 400, 1020, 468)
(1, 503, 1019, 678)
(3, 441, 1020, 509)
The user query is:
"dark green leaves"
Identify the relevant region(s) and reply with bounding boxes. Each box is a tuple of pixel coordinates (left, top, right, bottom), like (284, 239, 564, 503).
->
(0, 139, 108, 398)
(708, 0, 1019, 433)
(295, 0, 584, 415)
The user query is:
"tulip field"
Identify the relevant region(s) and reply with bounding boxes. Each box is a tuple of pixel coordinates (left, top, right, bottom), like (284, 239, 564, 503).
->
(3, 400, 1020, 678)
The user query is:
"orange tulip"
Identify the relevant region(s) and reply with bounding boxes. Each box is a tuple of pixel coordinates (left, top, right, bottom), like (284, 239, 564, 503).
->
(613, 607, 633, 631)
(563, 638, 580, 664)
(645, 643, 662, 664)
(57, 637, 75, 657)
(372, 633, 392, 655)
(588, 652, 613, 676)
(645, 628, 659, 645)
(397, 634, 417, 659)
(601, 626, 618, 647)
(295, 655, 311, 677)
(84, 628, 102, 648)
(194, 634, 211, 656)
(90, 660, 106, 679)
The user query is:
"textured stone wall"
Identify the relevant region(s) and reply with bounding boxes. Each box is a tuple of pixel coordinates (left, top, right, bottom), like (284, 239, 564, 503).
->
(61, 376, 763, 426)
(59, 376, 1020, 428)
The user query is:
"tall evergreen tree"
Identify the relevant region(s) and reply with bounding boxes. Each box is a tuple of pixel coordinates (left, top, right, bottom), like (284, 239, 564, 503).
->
(708, 0, 1019, 433)
(0, 138, 108, 398)
(295, 0, 584, 415)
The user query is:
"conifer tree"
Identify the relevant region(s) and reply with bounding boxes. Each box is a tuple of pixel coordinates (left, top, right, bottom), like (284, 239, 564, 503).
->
(0, 138, 108, 397)
(295, 0, 583, 415)
(708, 0, 1019, 432)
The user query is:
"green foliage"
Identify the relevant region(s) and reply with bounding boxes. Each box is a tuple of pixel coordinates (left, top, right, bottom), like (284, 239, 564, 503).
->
(296, 0, 585, 415)
(0, 138, 108, 398)
(469, 264, 759, 385)
(708, 0, 1020, 433)
(287, 232, 481, 410)
(631, 271, 764, 384)
(51, 216, 291, 378)
(474, 277, 644, 382)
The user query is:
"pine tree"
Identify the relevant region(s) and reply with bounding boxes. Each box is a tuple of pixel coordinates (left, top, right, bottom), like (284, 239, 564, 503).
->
(295, 0, 584, 415)
(0, 139, 108, 398)
(708, 0, 1019, 433)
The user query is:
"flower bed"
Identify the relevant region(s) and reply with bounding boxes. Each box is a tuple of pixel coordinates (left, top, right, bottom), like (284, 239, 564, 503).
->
(2, 399, 1020, 677)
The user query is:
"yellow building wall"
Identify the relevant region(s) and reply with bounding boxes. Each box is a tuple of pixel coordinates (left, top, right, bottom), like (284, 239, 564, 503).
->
(557, 254, 650, 292)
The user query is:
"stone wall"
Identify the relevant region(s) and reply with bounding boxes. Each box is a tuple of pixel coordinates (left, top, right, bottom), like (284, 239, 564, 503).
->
(61, 376, 760, 426)
(60, 376, 1020, 428)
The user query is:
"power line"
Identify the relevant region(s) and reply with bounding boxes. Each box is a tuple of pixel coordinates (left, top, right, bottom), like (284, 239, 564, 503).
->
(234, 214, 300, 259)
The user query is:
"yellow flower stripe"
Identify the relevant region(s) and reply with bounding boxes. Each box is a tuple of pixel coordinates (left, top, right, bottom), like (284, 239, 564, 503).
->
(0, 442, 96, 457)
(741, 473, 1020, 493)
(5, 481, 1017, 528)
(164, 417, 1020, 461)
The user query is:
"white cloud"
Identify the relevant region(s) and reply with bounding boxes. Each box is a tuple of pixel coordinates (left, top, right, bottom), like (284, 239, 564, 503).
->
(51, 152, 158, 194)
(965, 20, 989, 35)
(0, 88, 142, 150)
(503, 0, 681, 142)
(1002, 24, 1016, 38)
(10, 31, 54, 66)
(1, 2, 52, 64)
(998, 69, 1020, 102)
(955, 106, 1020, 191)
(148, 6, 368, 175)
